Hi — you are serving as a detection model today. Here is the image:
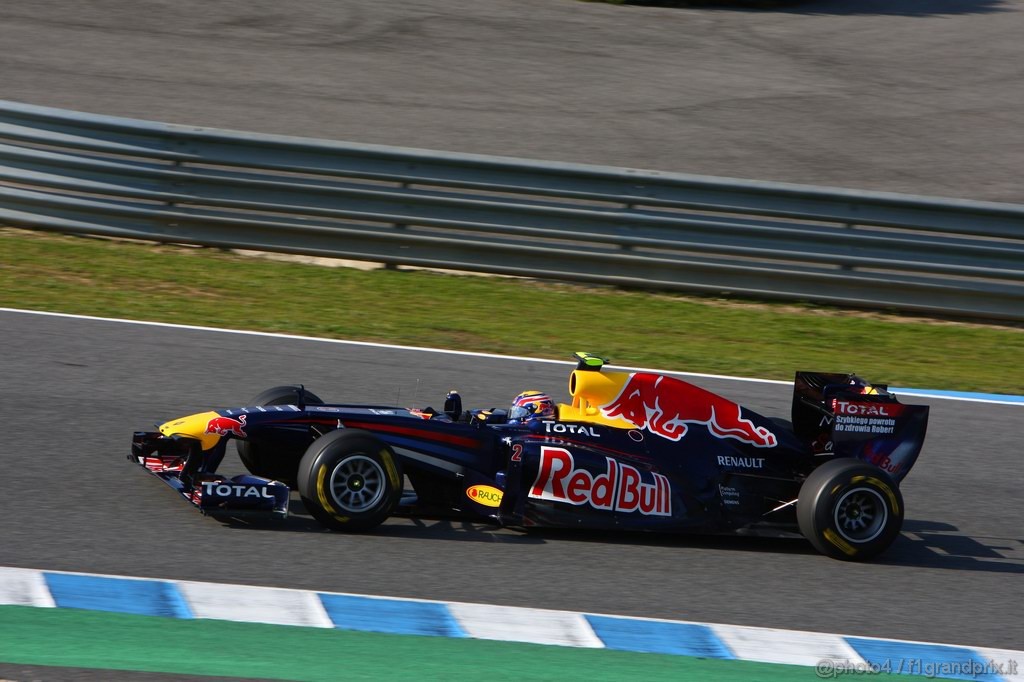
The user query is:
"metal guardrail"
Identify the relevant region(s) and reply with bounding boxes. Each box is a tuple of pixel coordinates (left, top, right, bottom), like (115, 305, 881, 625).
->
(1, 100, 1022, 321)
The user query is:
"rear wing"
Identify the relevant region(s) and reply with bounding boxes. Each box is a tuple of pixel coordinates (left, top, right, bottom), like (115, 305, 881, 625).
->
(791, 372, 929, 482)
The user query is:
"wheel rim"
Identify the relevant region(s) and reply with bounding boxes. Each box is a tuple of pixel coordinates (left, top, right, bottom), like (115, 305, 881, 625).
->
(328, 455, 386, 513)
(834, 487, 888, 543)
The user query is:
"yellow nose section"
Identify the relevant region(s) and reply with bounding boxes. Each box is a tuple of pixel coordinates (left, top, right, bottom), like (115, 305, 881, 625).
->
(158, 411, 223, 450)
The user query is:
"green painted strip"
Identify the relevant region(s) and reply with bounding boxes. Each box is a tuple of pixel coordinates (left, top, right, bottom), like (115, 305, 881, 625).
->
(0, 606, 926, 681)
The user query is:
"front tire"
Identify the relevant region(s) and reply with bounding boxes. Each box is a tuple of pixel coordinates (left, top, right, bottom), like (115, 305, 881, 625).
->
(797, 458, 903, 561)
(297, 430, 403, 532)
(236, 385, 323, 484)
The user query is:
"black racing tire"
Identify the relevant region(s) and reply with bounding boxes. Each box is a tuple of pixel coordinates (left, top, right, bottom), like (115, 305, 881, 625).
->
(296, 429, 403, 532)
(236, 385, 324, 483)
(797, 458, 904, 561)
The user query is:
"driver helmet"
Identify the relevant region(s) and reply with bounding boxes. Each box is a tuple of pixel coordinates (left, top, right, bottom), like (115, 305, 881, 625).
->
(849, 376, 881, 395)
(508, 390, 555, 423)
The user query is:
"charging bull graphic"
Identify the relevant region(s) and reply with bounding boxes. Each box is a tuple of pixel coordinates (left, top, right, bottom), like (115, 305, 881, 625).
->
(600, 373, 776, 448)
(204, 414, 247, 438)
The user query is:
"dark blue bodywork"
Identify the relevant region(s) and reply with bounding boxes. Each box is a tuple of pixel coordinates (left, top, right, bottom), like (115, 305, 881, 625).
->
(130, 365, 929, 538)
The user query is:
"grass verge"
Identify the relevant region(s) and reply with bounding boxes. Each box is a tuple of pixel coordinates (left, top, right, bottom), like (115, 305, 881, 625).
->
(1, 228, 1021, 394)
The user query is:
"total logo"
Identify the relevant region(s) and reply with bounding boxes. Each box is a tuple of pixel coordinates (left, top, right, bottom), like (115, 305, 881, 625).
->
(835, 402, 894, 417)
(202, 483, 275, 499)
(529, 446, 671, 517)
(466, 484, 503, 508)
(544, 422, 600, 438)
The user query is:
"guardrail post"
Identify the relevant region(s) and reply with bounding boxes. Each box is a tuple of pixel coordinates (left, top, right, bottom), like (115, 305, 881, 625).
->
(841, 222, 856, 271)
(384, 181, 412, 270)
(621, 203, 635, 252)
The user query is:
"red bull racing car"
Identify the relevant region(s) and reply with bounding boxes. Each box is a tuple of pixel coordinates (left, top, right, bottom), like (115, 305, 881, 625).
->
(130, 353, 929, 560)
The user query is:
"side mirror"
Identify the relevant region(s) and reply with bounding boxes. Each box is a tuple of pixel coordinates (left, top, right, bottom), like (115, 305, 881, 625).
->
(444, 390, 462, 421)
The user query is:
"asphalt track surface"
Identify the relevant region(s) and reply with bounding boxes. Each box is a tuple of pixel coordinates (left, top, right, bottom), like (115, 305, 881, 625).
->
(2, 0, 1023, 203)
(1, 310, 1022, 653)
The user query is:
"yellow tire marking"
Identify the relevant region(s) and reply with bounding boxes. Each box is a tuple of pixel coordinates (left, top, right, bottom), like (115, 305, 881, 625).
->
(316, 462, 342, 518)
(852, 475, 900, 515)
(381, 449, 400, 488)
(824, 528, 857, 556)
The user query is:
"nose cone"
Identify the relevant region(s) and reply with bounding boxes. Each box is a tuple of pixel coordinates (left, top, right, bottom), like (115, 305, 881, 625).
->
(158, 410, 222, 450)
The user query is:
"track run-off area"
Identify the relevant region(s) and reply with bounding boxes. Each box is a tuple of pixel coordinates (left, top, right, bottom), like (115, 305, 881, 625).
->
(0, 309, 1021, 676)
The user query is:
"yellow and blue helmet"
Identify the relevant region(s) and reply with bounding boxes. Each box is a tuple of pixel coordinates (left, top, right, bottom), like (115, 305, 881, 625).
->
(508, 390, 555, 423)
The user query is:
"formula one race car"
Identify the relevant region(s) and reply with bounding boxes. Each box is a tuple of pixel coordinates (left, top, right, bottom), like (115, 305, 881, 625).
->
(130, 353, 929, 560)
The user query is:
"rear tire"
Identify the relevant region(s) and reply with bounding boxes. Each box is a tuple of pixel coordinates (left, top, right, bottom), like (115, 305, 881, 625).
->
(297, 430, 403, 532)
(797, 458, 903, 561)
(236, 385, 323, 484)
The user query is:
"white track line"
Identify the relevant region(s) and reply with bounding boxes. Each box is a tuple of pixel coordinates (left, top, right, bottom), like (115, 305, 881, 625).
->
(178, 581, 334, 628)
(3, 307, 1021, 404)
(447, 603, 605, 648)
(0, 567, 56, 608)
(712, 623, 866, 667)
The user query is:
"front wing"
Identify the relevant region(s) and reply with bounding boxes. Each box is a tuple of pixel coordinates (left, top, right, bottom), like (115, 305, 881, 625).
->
(130, 431, 289, 518)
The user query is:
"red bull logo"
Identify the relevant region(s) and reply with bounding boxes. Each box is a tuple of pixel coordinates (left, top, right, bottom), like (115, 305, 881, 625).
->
(530, 446, 671, 517)
(600, 373, 776, 448)
(204, 414, 247, 438)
